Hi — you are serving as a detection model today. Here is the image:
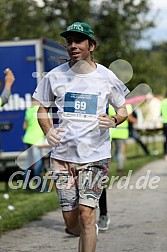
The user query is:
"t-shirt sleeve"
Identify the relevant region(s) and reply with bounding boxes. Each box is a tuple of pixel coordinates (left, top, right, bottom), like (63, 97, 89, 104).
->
(33, 74, 54, 107)
(0, 89, 11, 106)
(108, 70, 130, 97)
(107, 69, 130, 110)
(108, 87, 126, 110)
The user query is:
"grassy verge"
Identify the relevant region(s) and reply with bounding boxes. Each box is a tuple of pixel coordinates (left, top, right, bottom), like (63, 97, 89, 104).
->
(109, 154, 160, 176)
(0, 187, 59, 234)
(0, 141, 163, 234)
(110, 140, 163, 176)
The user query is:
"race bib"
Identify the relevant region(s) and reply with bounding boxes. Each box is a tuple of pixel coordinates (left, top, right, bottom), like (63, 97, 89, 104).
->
(64, 92, 98, 117)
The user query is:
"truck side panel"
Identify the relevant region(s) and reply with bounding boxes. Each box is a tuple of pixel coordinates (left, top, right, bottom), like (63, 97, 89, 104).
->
(43, 38, 69, 72)
(0, 43, 37, 152)
(0, 39, 68, 153)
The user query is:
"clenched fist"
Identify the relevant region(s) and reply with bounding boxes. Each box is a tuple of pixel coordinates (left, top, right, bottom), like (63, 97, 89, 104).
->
(46, 127, 65, 147)
(98, 114, 116, 130)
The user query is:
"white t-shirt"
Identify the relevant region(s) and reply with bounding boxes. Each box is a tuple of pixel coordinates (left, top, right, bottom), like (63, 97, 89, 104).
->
(33, 62, 129, 163)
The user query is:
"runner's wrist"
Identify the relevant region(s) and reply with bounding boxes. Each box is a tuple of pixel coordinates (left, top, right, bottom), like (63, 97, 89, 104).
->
(111, 116, 117, 127)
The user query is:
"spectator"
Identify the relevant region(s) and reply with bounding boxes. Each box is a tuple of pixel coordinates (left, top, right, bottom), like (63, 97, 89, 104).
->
(98, 105, 131, 231)
(0, 68, 15, 107)
(22, 98, 45, 190)
(161, 91, 167, 160)
(98, 188, 110, 231)
(128, 110, 150, 155)
(109, 104, 131, 176)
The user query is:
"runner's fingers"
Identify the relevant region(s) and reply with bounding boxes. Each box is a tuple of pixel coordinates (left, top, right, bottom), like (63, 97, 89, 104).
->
(98, 119, 110, 129)
(46, 133, 61, 146)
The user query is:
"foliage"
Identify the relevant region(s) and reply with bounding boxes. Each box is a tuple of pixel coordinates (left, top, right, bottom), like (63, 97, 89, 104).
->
(93, 0, 154, 66)
(0, 0, 166, 94)
(0, 0, 44, 39)
(0, 0, 92, 42)
(0, 0, 153, 43)
(128, 44, 167, 94)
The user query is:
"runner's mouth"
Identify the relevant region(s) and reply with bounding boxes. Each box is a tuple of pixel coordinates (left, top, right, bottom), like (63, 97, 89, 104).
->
(71, 52, 80, 56)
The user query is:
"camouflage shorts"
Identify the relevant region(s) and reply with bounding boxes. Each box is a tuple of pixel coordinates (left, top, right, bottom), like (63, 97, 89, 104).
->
(52, 158, 110, 211)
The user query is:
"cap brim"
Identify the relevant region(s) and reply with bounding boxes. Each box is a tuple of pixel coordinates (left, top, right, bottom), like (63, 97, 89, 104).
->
(60, 30, 93, 39)
(60, 31, 69, 38)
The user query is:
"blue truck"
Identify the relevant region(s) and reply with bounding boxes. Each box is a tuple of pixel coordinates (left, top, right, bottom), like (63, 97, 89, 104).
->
(0, 38, 68, 153)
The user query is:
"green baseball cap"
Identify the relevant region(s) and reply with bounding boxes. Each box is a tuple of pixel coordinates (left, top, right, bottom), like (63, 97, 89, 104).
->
(60, 22, 94, 39)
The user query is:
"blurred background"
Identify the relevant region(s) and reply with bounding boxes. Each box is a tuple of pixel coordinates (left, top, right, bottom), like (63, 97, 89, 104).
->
(0, 0, 167, 156)
(1, 0, 167, 152)
(0, 0, 167, 94)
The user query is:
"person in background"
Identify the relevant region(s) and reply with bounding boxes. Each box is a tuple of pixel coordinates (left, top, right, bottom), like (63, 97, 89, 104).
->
(161, 91, 167, 161)
(0, 68, 15, 107)
(22, 98, 45, 190)
(128, 110, 150, 156)
(98, 188, 110, 231)
(109, 104, 131, 176)
(98, 104, 131, 231)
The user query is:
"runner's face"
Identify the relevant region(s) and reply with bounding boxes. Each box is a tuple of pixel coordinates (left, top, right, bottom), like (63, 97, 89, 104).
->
(66, 33, 95, 64)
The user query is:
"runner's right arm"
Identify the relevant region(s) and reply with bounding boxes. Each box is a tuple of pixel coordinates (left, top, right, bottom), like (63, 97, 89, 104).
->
(37, 104, 64, 147)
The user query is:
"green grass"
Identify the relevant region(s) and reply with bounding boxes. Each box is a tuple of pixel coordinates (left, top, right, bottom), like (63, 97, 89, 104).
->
(0, 140, 164, 234)
(0, 186, 59, 234)
(110, 140, 163, 176)
(110, 154, 159, 176)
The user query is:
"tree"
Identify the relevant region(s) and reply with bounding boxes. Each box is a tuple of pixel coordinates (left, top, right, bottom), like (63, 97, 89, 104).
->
(127, 43, 167, 95)
(1, 0, 165, 94)
(92, 0, 154, 67)
(148, 42, 167, 95)
(0, 0, 46, 39)
(0, 0, 93, 42)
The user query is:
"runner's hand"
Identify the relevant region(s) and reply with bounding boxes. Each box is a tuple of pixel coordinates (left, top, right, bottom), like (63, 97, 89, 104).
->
(46, 127, 65, 146)
(98, 114, 116, 129)
(4, 68, 15, 90)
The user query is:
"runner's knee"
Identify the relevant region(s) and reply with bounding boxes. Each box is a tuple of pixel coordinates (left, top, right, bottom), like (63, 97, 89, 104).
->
(79, 205, 96, 228)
